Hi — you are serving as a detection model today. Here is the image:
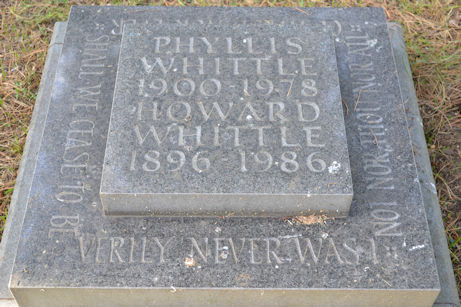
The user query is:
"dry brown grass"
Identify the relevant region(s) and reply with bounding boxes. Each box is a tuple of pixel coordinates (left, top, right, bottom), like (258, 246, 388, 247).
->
(0, 0, 460, 296)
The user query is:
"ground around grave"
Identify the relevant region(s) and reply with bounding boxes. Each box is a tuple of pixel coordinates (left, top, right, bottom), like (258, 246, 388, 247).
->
(0, 0, 460, 298)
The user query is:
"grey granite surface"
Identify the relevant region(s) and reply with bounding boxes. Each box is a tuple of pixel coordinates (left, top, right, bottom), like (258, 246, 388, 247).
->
(101, 23, 352, 216)
(5, 7, 441, 306)
(388, 23, 460, 307)
(0, 21, 67, 302)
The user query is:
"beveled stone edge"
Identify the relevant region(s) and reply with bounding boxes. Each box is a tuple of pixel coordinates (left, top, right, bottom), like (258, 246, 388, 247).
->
(0, 21, 67, 303)
(11, 287, 439, 307)
(101, 192, 353, 217)
(0, 18, 458, 307)
(388, 22, 460, 307)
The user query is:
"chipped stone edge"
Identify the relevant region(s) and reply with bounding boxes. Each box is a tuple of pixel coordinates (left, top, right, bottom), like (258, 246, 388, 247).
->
(388, 22, 460, 307)
(0, 21, 67, 305)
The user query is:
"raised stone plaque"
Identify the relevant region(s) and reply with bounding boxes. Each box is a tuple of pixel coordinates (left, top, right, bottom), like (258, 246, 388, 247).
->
(100, 23, 353, 216)
(4, 7, 443, 307)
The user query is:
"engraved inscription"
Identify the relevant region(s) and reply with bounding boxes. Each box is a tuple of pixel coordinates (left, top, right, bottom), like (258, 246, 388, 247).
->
(56, 35, 107, 205)
(128, 38, 325, 174)
(76, 234, 381, 267)
(342, 24, 395, 190)
(111, 25, 344, 180)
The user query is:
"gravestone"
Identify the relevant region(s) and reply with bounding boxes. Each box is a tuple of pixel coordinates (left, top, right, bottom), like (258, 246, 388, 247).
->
(100, 23, 352, 216)
(0, 6, 450, 307)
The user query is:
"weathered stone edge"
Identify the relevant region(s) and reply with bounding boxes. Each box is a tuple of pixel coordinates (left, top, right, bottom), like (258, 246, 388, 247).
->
(0, 21, 67, 303)
(12, 288, 443, 307)
(388, 22, 460, 307)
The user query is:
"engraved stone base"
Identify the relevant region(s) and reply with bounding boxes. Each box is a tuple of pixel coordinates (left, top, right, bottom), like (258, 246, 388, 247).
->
(1, 7, 455, 307)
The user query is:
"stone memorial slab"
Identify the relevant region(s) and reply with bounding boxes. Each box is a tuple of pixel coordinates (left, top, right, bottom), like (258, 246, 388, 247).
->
(7, 7, 441, 307)
(100, 23, 352, 217)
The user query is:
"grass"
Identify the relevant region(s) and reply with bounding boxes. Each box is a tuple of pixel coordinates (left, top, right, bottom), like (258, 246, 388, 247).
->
(1, 0, 460, 297)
